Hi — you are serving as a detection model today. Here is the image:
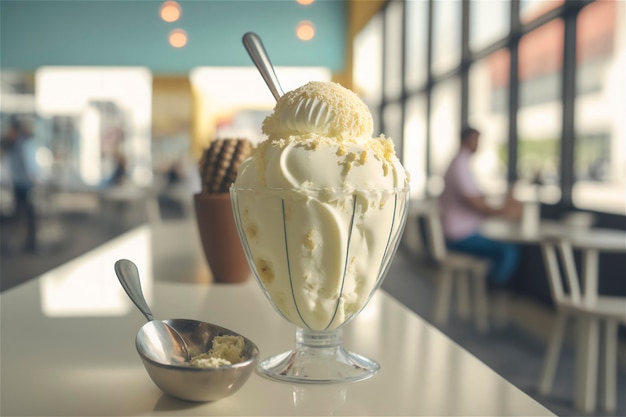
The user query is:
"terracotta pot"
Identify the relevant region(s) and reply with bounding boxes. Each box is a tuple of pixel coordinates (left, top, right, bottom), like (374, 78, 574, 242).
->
(193, 193, 250, 283)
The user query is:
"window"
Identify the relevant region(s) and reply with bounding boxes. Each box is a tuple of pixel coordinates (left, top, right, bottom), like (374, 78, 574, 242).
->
(403, 95, 427, 198)
(354, 14, 383, 107)
(469, 0, 510, 52)
(354, 13, 384, 136)
(432, 0, 461, 76)
(469, 49, 510, 194)
(520, 0, 564, 24)
(405, 0, 428, 91)
(383, 101, 403, 159)
(429, 77, 461, 195)
(383, 0, 403, 100)
(573, 0, 625, 214)
(35, 67, 153, 186)
(357, 0, 623, 215)
(517, 19, 564, 202)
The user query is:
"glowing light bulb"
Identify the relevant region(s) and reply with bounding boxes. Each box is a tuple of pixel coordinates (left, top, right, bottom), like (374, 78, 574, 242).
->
(296, 20, 315, 41)
(297, 0, 315, 5)
(169, 29, 188, 48)
(160, 1, 181, 22)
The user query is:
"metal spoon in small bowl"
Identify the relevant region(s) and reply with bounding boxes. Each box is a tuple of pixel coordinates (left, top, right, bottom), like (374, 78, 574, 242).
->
(242, 31, 283, 101)
(114, 259, 191, 364)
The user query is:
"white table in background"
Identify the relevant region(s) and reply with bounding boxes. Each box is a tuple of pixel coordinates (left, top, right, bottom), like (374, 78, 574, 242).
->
(480, 217, 565, 244)
(481, 218, 625, 303)
(483, 217, 626, 413)
(0, 220, 555, 416)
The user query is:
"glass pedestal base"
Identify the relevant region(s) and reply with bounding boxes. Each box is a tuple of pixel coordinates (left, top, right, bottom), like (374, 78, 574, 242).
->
(257, 327, 379, 384)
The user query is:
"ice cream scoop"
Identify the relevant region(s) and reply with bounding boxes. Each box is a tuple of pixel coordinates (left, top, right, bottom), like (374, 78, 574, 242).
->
(262, 81, 374, 141)
(237, 82, 407, 191)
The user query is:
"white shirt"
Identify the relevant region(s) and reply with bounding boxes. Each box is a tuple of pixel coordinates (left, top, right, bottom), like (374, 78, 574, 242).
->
(439, 148, 485, 241)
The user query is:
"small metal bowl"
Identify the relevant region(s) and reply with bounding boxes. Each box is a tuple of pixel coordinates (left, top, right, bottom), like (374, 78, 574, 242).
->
(136, 319, 259, 402)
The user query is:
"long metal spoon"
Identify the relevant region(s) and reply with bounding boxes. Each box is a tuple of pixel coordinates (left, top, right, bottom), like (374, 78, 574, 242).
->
(114, 259, 191, 364)
(242, 31, 283, 101)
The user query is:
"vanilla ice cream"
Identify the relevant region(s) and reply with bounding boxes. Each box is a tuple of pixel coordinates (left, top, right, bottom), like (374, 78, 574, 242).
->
(232, 81, 409, 331)
(188, 335, 245, 367)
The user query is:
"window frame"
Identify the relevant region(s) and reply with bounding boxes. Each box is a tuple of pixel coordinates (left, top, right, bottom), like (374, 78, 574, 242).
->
(361, 0, 608, 211)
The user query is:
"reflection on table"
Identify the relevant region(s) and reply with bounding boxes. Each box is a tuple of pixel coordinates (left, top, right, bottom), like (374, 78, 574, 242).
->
(0, 220, 555, 416)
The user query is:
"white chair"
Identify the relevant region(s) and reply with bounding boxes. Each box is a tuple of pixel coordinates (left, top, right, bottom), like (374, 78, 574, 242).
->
(538, 237, 625, 413)
(410, 199, 490, 333)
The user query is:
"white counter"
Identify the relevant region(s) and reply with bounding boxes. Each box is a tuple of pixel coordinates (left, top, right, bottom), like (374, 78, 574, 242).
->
(0, 221, 555, 416)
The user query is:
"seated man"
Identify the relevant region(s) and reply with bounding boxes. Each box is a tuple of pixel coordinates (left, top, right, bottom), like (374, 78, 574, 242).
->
(439, 126, 522, 286)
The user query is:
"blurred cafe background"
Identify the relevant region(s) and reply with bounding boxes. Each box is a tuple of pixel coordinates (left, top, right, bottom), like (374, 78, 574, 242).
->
(1, 0, 624, 415)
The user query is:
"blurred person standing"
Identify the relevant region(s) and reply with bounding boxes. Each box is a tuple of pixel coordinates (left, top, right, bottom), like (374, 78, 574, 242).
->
(439, 126, 522, 286)
(0, 117, 39, 252)
(104, 151, 128, 187)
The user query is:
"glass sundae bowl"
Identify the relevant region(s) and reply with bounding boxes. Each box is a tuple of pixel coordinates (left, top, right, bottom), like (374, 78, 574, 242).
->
(230, 185, 409, 383)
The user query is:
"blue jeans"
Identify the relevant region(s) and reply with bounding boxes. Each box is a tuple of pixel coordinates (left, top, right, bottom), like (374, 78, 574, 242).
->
(446, 234, 520, 286)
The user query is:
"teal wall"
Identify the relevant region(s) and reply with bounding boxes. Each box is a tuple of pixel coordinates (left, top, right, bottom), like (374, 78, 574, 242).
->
(0, 0, 347, 74)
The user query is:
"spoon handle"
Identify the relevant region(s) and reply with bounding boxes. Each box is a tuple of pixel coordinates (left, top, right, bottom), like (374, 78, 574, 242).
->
(242, 32, 284, 101)
(115, 259, 154, 322)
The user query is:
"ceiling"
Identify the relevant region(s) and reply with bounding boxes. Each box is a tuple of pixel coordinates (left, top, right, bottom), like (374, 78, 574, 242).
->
(0, 0, 347, 75)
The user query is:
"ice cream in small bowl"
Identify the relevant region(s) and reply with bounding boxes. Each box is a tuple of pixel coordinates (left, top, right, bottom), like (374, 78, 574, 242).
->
(136, 319, 259, 402)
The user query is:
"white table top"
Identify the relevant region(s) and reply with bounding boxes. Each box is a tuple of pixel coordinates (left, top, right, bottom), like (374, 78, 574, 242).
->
(480, 218, 563, 244)
(481, 218, 626, 251)
(1, 220, 555, 416)
(566, 227, 626, 252)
